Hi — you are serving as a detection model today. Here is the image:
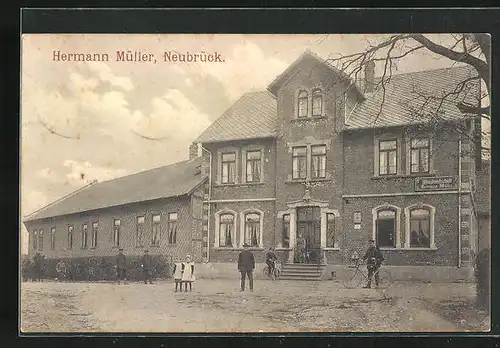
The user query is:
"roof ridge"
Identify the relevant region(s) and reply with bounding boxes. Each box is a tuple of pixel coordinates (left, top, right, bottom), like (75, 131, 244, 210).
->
(96, 157, 201, 184)
(373, 64, 473, 80)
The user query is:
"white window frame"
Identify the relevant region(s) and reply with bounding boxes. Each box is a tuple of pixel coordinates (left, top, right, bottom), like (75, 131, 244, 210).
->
(82, 223, 88, 249)
(50, 227, 56, 250)
(216, 147, 240, 185)
(167, 212, 178, 245)
(404, 203, 437, 249)
(374, 135, 402, 177)
(239, 208, 264, 248)
(113, 219, 121, 247)
(294, 86, 325, 119)
(214, 209, 237, 248)
(91, 222, 98, 248)
(405, 137, 434, 175)
(372, 203, 402, 249)
(151, 213, 161, 246)
(242, 147, 265, 184)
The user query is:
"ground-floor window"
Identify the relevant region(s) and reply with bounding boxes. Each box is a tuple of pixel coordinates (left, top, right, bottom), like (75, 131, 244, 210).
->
(219, 213, 234, 247)
(376, 209, 396, 248)
(326, 213, 336, 248)
(409, 208, 431, 248)
(91, 222, 98, 248)
(168, 213, 177, 245)
(32, 230, 38, 251)
(38, 229, 43, 251)
(81, 223, 88, 249)
(152, 214, 161, 246)
(282, 214, 290, 248)
(113, 219, 121, 247)
(67, 225, 73, 249)
(50, 227, 56, 250)
(244, 213, 260, 247)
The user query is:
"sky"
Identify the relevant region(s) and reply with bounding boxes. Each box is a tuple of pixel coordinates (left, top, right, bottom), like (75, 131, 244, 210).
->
(20, 34, 489, 254)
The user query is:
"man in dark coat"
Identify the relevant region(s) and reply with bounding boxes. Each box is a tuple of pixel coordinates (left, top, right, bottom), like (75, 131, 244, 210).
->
(141, 250, 153, 284)
(237, 243, 255, 292)
(362, 239, 384, 288)
(33, 253, 43, 282)
(116, 248, 127, 284)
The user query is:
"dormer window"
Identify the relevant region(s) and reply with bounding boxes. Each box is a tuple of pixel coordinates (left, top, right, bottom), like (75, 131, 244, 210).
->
(297, 90, 309, 118)
(312, 89, 323, 116)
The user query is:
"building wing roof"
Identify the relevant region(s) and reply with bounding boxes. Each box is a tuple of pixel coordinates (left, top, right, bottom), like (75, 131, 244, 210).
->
(24, 157, 207, 222)
(345, 66, 480, 129)
(194, 91, 277, 144)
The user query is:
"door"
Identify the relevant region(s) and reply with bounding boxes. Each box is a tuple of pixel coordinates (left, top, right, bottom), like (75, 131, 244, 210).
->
(296, 207, 321, 263)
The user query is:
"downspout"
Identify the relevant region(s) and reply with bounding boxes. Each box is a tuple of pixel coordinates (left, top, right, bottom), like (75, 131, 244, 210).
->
(458, 137, 462, 268)
(200, 144, 212, 263)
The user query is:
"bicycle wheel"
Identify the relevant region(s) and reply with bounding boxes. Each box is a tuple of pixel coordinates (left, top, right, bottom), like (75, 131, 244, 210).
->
(262, 266, 269, 278)
(375, 269, 393, 289)
(274, 267, 281, 279)
(341, 269, 363, 289)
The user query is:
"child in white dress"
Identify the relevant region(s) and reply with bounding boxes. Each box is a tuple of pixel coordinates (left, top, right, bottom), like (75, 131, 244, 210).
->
(172, 259, 183, 292)
(181, 254, 195, 292)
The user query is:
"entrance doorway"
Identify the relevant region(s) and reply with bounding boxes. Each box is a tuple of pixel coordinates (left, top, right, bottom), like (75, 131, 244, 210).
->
(296, 206, 321, 263)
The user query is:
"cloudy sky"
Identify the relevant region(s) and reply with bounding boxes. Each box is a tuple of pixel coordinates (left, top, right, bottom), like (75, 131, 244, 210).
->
(20, 34, 481, 253)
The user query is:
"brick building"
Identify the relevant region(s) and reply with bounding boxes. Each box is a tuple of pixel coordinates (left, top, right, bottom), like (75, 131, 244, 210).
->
(193, 51, 488, 280)
(23, 51, 489, 280)
(24, 158, 207, 263)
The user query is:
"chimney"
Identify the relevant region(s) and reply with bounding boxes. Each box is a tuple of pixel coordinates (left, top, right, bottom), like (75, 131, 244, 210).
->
(364, 60, 375, 93)
(189, 143, 199, 160)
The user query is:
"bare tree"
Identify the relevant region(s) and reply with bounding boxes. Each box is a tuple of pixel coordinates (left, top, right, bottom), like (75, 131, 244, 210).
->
(327, 34, 491, 157)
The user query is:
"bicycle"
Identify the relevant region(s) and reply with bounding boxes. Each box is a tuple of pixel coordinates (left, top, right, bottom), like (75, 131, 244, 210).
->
(341, 259, 392, 289)
(262, 260, 281, 281)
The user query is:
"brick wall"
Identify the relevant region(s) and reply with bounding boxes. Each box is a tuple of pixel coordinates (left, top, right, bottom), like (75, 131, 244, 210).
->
(24, 196, 195, 261)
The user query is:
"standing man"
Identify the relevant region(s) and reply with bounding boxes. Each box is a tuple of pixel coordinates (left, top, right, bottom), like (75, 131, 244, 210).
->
(141, 250, 153, 284)
(33, 252, 42, 282)
(116, 248, 127, 284)
(237, 243, 255, 292)
(362, 239, 384, 288)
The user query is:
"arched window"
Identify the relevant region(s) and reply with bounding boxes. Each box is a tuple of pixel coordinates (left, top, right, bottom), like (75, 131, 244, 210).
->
(219, 213, 234, 247)
(244, 213, 261, 247)
(297, 90, 309, 118)
(409, 208, 431, 248)
(376, 209, 396, 248)
(312, 89, 323, 116)
(32, 230, 38, 251)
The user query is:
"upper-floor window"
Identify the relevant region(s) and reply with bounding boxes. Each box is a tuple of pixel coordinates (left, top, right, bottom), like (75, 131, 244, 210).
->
(50, 227, 56, 250)
(221, 152, 236, 184)
(410, 138, 430, 174)
(312, 89, 323, 116)
(91, 222, 98, 248)
(136, 216, 145, 247)
(297, 90, 309, 118)
(311, 145, 327, 179)
(152, 214, 161, 246)
(379, 140, 397, 176)
(113, 219, 121, 247)
(292, 146, 307, 179)
(81, 223, 88, 249)
(246, 150, 261, 183)
(168, 213, 178, 245)
(67, 225, 73, 249)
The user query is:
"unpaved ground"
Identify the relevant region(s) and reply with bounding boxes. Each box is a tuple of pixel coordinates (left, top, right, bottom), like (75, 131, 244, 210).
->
(20, 279, 490, 333)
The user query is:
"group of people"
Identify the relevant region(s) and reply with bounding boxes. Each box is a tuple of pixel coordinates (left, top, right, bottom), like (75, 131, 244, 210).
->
(21, 252, 45, 282)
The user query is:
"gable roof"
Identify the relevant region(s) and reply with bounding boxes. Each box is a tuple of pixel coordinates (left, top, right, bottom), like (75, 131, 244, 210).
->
(194, 91, 277, 144)
(267, 50, 365, 98)
(345, 65, 480, 130)
(24, 157, 207, 222)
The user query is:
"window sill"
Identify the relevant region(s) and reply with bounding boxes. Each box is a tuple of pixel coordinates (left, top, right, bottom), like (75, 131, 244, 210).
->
(371, 173, 436, 180)
(213, 247, 265, 251)
(323, 247, 341, 251)
(275, 247, 291, 251)
(286, 178, 332, 184)
(291, 116, 327, 122)
(380, 247, 438, 251)
(90, 247, 97, 250)
(216, 182, 265, 187)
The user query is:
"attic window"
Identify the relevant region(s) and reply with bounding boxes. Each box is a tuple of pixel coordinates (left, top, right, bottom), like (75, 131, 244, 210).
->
(297, 90, 309, 118)
(312, 89, 323, 116)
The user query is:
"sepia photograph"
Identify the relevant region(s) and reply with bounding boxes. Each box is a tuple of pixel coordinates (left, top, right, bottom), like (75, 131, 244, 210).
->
(20, 33, 491, 333)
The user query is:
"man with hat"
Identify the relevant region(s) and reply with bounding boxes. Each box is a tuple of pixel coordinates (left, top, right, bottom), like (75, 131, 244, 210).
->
(115, 248, 127, 284)
(141, 250, 153, 284)
(237, 243, 255, 291)
(362, 239, 384, 288)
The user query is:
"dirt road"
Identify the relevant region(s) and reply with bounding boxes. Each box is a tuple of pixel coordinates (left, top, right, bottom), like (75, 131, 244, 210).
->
(20, 279, 490, 333)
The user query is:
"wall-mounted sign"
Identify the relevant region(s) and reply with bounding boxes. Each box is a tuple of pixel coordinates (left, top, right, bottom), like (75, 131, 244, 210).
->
(353, 212, 362, 224)
(415, 176, 457, 191)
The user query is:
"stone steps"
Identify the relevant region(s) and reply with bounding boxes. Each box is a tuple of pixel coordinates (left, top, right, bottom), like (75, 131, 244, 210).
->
(280, 263, 326, 281)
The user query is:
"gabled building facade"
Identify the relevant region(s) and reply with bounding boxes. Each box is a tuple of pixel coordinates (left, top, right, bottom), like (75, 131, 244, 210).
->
(194, 51, 487, 279)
